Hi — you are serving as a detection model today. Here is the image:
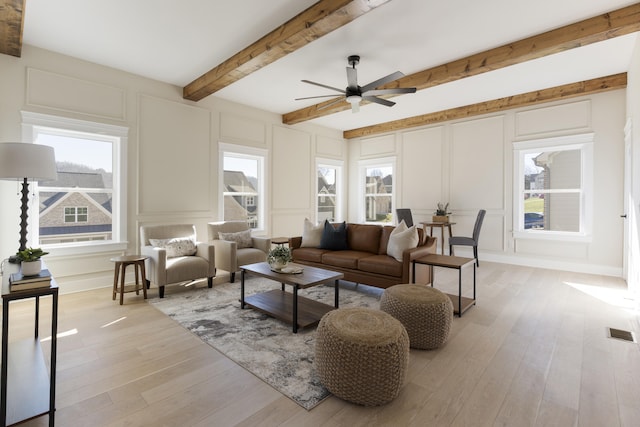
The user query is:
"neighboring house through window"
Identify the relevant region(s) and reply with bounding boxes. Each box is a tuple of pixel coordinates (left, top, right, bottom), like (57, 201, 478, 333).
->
(513, 133, 593, 240)
(22, 111, 128, 251)
(317, 159, 343, 223)
(220, 143, 266, 231)
(359, 157, 395, 224)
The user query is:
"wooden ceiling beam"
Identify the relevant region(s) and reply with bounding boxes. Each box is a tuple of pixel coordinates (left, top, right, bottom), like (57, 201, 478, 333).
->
(343, 73, 627, 139)
(0, 0, 25, 57)
(183, 0, 392, 102)
(283, 2, 640, 125)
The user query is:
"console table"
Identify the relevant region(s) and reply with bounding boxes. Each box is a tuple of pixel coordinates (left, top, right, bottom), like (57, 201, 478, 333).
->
(1, 263, 58, 426)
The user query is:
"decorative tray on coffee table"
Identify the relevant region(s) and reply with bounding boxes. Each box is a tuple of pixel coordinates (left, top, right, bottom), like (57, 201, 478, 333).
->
(270, 265, 304, 274)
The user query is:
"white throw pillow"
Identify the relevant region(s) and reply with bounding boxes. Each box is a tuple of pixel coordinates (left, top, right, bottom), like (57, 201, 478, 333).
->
(218, 229, 253, 249)
(387, 221, 419, 262)
(301, 218, 323, 247)
(149, 236, 197, 258)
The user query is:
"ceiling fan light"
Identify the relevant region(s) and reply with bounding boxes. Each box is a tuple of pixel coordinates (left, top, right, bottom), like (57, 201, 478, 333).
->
(346, 94, 362, 104)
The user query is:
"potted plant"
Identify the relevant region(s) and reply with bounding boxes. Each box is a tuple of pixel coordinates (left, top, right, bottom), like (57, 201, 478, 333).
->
(15, 247, 49, 276)
(268, 245, 292, 270)
(433, 202, 451, 222)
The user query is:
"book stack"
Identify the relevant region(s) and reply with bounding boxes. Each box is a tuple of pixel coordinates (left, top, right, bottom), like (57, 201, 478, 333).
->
(9, 269, 52, 291)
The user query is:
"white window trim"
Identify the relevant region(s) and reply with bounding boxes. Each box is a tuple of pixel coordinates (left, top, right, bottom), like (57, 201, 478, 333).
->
(21, 111, 128, 255)
(316, 158, 344, 223)
(219, 142, 268, 233)
(512, 133, 594, 242)
(358, 156, 396, 225)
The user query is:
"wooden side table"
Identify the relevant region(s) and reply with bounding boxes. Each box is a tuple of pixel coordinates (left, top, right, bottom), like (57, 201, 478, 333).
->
(271, 237, 289, 246)
(419, 221, 456, 254)
(110, 255, 148, 305)
(412, 254, 476, 317)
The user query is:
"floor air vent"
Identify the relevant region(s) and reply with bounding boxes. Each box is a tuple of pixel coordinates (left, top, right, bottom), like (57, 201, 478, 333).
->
(607, 327, 637, 343)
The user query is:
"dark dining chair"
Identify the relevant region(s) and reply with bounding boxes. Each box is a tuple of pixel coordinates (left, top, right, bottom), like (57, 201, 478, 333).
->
(395, 208, 414, 227)
(449, 209, 486, 266)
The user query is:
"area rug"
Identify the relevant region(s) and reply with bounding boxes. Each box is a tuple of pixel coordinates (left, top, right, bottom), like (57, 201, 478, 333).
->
(148, 277, 382, 410)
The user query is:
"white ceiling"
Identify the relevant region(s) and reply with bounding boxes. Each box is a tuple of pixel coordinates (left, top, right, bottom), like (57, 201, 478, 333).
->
(21, 0, 639, 132)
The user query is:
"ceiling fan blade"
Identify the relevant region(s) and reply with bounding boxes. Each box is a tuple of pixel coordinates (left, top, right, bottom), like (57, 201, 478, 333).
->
(363, 96, 396, 107)
(360, 71, 405, 92)
(318, 97, 347, 110)
(362, 87, 416, 96)
(295, 94, 345, 101)
(301, 79, 345, 94)
(346, 66, 358, 89)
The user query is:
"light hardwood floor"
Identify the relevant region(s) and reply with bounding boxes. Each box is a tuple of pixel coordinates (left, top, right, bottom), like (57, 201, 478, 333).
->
(5, 262, 640, 426)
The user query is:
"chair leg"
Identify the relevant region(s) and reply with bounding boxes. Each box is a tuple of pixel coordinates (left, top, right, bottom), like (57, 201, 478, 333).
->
(449, 244, 454, 256)
(159, 286, 165, 298)
(208, 277, 213, 288)
(230, 272, 236, 283)
(474, 246, 479, 266)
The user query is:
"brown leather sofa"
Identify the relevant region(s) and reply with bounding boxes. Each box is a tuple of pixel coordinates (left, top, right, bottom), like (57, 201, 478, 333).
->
(290, 223, 436, 289)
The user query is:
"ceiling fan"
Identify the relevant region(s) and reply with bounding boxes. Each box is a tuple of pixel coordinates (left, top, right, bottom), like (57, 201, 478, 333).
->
(295, 55, 417, 113)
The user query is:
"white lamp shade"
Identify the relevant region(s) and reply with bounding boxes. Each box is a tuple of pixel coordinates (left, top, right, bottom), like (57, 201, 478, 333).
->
(0, 142, 58, 181)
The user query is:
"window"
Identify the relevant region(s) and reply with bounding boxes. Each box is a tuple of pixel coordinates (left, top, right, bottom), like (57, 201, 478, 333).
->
(64, 207, 88, 223)
(359, 157, 395, 224)
(220, 143, 266, 230)
(22, 111, 128, 253)
(316, 159, 343, 223)
(513, 133, 593, 240)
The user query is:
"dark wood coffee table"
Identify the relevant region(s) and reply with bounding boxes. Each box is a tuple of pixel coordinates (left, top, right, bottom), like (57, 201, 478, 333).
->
(240, 262, 344, 333)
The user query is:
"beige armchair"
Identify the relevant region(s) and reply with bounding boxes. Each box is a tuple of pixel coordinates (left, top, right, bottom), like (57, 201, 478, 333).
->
(140, 224, 215, 298)
(208, 221, 271, 282)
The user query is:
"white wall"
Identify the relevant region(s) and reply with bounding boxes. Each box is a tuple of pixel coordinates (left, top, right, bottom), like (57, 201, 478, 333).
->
(625, 34, 640, 305)
(348, 90, 627, 276)
(0, 43, 632, 293)
(0, 45, 345, 293)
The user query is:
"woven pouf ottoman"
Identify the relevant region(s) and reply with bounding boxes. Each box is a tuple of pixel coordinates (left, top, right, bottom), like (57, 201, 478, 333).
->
(315, 307, 409, 406)
(380, 284, 453, 350)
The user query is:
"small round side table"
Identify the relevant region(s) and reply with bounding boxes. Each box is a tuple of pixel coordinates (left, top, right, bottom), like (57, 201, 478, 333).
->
(110, 255, 148, 305)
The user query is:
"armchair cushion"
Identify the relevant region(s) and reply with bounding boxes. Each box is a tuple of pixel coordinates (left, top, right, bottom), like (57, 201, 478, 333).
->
(149, 236, 197, 258)
(219, 229, 253, 249)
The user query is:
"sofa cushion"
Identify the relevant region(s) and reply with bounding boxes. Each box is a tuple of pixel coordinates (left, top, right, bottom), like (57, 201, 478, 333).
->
(320, 220, 348, 250)
(378, 226, 395, 255)
(292, 247, 328, 263)
(347, 223, 382, 253)
(322, 251, 371, 269)
(219, 229, 253, 249)
(301, 218, 323, 247)
(387, 221, 419, 262)
(358, 255, 403, 277)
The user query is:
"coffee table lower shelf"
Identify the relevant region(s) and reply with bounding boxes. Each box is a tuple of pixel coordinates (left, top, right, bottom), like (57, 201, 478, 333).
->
(243, 289, 334, 330)
(443, 293, 476, 316)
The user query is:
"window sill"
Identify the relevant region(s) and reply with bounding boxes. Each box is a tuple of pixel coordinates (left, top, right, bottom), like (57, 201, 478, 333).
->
(42, 241, 128, 258)
(513, 230, 592, 243)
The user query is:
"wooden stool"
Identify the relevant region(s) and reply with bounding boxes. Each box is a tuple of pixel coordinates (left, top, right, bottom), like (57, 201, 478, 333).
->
(110, 255, 148, 305)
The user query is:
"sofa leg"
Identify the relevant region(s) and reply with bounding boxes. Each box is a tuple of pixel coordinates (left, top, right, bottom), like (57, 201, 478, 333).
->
(159, 286, 165, 298)
(230, 272, 236, 283)
(208, 277, 213, 288)
(146, 279, 151, 289)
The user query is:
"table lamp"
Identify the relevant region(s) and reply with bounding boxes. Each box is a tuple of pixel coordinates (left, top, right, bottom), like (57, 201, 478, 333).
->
(0, 142, 57, 262)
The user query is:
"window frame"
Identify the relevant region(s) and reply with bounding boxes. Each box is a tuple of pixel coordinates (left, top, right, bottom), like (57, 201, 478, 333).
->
(512, 133, 594, 241)
(358, 157, 396, 225)
(21, 111, 128, 255)
(64, 206, 89, 223)
(219, 142, 267, 233)
(316, 158, 344, 223)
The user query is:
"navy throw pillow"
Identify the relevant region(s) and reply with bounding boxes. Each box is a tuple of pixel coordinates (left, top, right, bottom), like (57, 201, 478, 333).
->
(319, 220, 348, 250)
